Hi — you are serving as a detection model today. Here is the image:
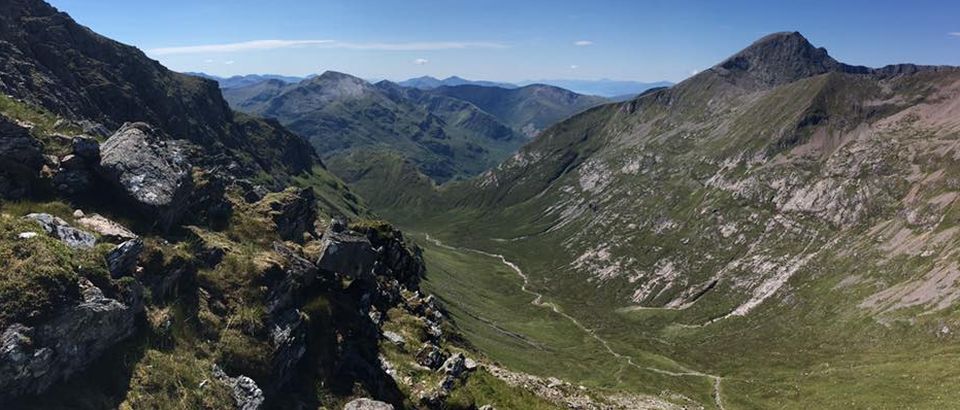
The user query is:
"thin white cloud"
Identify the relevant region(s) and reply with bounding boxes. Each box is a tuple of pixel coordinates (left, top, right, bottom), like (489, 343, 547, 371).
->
(950, 32, 960, 37)
(224, 60, 235, 65)
(690, 69, 699, 75)
(574, 40, 594, 46)
(149, 39, 507, 55)
(414, 58, 429, 65)
(570, 65, 579, 70)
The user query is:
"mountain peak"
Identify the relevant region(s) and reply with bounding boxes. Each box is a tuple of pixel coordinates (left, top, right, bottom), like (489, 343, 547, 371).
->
(714, 31, 842, 86)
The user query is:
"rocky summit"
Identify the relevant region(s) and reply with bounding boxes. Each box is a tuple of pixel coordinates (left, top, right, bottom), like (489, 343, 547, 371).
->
(2, 1, 959, 409)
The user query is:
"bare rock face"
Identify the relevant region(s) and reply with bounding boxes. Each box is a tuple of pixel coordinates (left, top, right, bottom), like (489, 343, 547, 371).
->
(0, 115, 43, 198)
(0, 278, 143, 400)
(343, 398, 395, 410)
(98, 122, 193, 231)
(106, 238, 144, 279)
(317, 231, 378, 281)
(714, 31, 843, 87)
(269, 187, 317, 242)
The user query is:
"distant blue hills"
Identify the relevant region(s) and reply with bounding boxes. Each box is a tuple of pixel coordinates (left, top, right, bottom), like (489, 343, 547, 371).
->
(188, 72, 672, 99)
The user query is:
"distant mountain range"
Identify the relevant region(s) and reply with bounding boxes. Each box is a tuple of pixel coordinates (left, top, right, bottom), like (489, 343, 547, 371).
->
(516, 79, 674, 98)
(185, 73, 306, 89)
(397, 76, 517, 90)
(220, 71, 529, 184)
(190, 72, 673, 99)
(218, 71, 611, 198)
(429, 84, 608, 137)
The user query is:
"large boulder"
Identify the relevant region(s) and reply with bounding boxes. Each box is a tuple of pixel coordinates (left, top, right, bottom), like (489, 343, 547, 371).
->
(0, 278, 143, 400)
(98, 122, 193, 230)
(0, 115, 43, 198)
(316, 231, 378, 281)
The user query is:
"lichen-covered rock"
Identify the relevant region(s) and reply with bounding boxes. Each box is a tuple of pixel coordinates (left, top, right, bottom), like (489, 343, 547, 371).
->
(0, 278, 143, 400)
(106, 238, 144, 278)
(24, 213, 96, 249)
(343, 398, 394, 410)
(0, 115, 43, 198)
(212, 365, 265, 410)
(98, 122, 193, 230)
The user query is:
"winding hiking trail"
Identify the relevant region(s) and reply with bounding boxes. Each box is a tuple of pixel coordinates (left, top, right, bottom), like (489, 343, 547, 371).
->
(424, 234, 726, 410)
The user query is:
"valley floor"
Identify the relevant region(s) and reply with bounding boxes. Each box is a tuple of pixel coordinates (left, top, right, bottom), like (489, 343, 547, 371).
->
(411, 228, 960, 409)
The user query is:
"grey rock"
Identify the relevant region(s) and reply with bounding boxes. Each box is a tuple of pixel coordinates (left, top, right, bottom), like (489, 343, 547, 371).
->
(71, 135, 100, 161)
(268, 310, 308, 392)
(77, 120, 111, 139)
(53, 154, 96, 196)
(439, 353, 466, 377)
(98, 122, 193, 230)
(0, 278, 143, 400)
(270, 187, 317, 241)
(0, 115, 43, 198)
(382, 330, 405, 347)
(212, 365, 265, 410)
(106, 238, 144, 278)
(415, 344, 447, 370)
(316, 231, 377, 281)
(343, 398, 394, 410)
(24, 213, 96, 249)
(266, 242, 320, 315)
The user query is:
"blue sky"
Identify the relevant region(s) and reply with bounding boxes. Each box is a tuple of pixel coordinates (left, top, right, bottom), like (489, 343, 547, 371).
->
(48, 0, 960, 83)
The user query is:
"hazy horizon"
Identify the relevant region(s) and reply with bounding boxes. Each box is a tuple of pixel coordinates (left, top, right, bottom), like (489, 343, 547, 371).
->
(46, 0, 960, 83)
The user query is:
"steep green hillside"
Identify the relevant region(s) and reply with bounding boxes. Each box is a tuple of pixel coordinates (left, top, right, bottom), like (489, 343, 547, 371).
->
(0, 1, 605, 409)
(379, 32, 960, 408)
(430, 84, 609, 137)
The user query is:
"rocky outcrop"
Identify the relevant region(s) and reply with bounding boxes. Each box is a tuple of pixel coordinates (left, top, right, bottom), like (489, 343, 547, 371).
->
(53, 135, 101, 197)
(268, 187, 317, 242)
(266, 242, 321, 315)
(106, 238, 144, 278)
(317, 230, 378, 281)
(0, 278, 143, 400)
(344, 398, 395, 410)
(24, 213, 96, 249)
(0, 115, 43, 198)
(212, 365, 265, 410)
(98, 122, 194, 231)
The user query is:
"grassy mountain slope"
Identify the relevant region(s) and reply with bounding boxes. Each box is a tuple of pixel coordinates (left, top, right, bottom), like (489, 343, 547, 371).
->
(0, 1, 597, 408)
(430, 84, 610, 137)
(379, 32, 960, 408)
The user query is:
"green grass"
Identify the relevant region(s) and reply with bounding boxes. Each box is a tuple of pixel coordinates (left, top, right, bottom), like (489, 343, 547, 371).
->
(417, 233, 716, 407)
